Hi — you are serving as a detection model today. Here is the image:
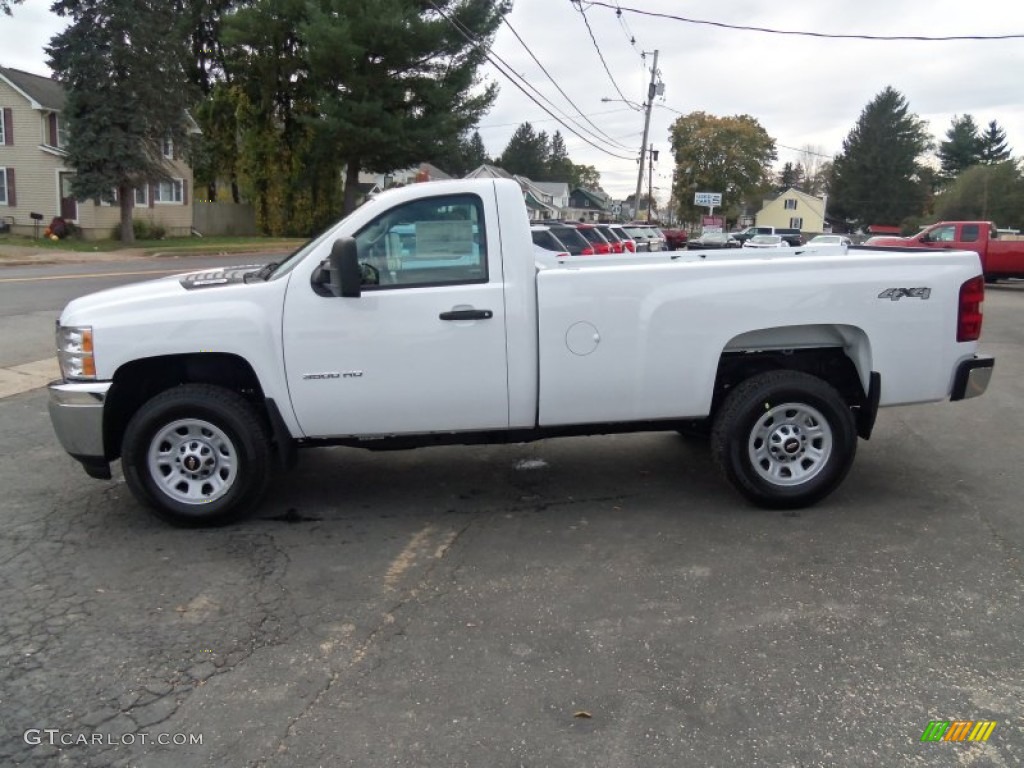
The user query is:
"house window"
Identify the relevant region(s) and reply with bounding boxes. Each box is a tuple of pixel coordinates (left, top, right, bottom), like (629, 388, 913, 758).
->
(0, 167, 7, 204)
(784, 199, 798, 210)
(135, 186, 148, 206)
(154, 179, 183, 204)
(0, 117, 5, 145)
(161, 138, 174, 159)
(56, 117, 68, 149)
(789, 217, 803, 229)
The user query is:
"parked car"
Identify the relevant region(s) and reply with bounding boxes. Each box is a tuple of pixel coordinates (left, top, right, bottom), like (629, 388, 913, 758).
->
(594, 224, 626, 254)
(732, 226, 804, 247)
(867, 220, 1024, 282)
(743, 234, 789, 249)
(623, 225, 654, 252)
(686, 232, 741, 250)
(626, 224, 663, 252)
(536, 222, 595, 256)
(807, 235, 852, 247)
(574, 223, 614, 255)
(661, 228, 689, 251)
(607, 224, 636, 253)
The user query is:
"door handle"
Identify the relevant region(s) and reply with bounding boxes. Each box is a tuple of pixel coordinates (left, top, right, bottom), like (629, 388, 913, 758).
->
(439, 309, 493, 321)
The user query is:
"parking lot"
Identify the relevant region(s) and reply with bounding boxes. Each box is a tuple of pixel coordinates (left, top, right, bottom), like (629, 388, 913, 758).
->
(1, 274, 1022, 767)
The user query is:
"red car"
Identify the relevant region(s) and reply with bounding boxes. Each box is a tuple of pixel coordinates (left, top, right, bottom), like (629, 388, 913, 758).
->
(661, 228, 688, 251)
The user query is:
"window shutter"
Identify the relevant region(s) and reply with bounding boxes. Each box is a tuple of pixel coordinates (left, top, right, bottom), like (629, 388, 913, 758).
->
(182, 180, 188, 205)
(149, 183, 156, 208)
(2, 108, 12, 145)
(7, 168, 15, 207)
(48, 113, 58, 147)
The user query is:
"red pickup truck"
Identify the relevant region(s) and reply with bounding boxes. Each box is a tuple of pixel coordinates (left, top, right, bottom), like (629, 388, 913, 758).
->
(869, 221, 1024, 282)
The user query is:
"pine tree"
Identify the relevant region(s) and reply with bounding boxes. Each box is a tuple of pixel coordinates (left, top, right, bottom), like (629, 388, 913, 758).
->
(47, 0, 197, 242)
(1, 0, 24, 15)
(938, 115, 983, 180)
(301, 0, 508, 214)
(546, 131, 573, 182)
(466, 130, 490, 170)
(829, 87, 931, 227)
(499, 123, 550, 180)
(979, 120, 1011, 165)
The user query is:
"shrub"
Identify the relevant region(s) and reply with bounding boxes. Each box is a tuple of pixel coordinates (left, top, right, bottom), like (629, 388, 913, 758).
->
(111, 220, 167, 241)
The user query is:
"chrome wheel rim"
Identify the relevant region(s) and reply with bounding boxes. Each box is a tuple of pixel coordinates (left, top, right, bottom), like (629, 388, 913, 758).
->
(148, 419, 237, 504)
(748, 402, 832, 486)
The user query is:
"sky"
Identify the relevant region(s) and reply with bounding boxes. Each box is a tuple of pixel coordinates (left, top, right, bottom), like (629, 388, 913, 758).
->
(3, 0, 1023, 202)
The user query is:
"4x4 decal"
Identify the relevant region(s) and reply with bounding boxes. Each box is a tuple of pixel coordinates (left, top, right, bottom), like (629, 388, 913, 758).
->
(878, 287, 932, 301)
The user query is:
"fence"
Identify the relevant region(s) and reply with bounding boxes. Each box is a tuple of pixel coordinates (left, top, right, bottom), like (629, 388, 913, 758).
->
(192, 202, 257, 237)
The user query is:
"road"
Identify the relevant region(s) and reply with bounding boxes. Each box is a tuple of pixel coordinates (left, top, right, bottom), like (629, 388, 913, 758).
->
(0, 255, 274, 367)
(0, 264, 1022, 767)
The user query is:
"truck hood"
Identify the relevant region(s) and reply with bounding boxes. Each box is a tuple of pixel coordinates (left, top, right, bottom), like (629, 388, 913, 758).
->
(59, 265, 265, 326)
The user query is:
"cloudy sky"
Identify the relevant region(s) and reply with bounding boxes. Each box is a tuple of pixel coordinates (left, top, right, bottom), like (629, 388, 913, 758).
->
(3, 0, 1023, 200)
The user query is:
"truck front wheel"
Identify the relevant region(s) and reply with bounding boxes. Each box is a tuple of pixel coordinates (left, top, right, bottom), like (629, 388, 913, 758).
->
(711, 371, 857, 509)
(122, 384, 271, 526)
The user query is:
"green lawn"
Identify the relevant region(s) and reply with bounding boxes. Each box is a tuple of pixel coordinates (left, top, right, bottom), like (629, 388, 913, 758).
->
(0, 234, 306, 254)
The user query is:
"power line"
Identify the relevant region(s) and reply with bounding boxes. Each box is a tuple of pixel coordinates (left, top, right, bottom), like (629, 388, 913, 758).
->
(571, 0, 633, 104)
(478, 107, 636, 130)
(427, 2, 635, 161)
(499, 12, 635, 151)
(586, 2, 1024, 41)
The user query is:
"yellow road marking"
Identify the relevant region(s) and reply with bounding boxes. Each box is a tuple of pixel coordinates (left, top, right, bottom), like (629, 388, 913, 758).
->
(0, 268, 186, 284)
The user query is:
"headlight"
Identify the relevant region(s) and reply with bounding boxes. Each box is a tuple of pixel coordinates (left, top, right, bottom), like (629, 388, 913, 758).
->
(56, 325, 96, 379)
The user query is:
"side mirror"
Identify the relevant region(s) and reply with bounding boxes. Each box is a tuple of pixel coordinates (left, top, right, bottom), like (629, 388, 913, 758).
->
(329, 237, 361, 298)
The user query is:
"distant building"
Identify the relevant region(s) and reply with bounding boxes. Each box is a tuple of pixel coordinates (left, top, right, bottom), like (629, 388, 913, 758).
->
(0, 65, 198, 239)
(756, 188, 827, 233)
(566, 187, 610, 221)
(464, 164, 570, 221)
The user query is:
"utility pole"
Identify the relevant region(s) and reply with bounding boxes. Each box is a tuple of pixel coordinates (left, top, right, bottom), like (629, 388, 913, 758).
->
(647, 144, 658, 222)
(633, 49, 658, 221)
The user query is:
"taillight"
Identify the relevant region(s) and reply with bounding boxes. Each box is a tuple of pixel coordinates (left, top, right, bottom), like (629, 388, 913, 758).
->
(596, 243, 610, 254)
(957, 276, 984, 342)
(581, 246, 595, 255)
(624, 241, 635, 252)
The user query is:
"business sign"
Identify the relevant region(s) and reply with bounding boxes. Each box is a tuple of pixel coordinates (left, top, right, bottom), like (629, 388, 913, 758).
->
(701, 215, 724, 234)
(694, 192, 722, 207)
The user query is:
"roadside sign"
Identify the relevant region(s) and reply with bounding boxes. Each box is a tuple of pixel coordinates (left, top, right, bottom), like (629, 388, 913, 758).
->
(702, 215, 724, 234)
(694, 192, 722, 207)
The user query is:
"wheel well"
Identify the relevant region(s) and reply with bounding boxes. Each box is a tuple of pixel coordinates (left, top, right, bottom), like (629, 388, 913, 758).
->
(711, 348, 866, 417)
(103, 353, 265, 461)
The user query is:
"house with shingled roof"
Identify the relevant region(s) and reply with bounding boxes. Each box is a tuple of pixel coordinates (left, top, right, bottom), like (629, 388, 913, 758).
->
(0, 65, 197, 238)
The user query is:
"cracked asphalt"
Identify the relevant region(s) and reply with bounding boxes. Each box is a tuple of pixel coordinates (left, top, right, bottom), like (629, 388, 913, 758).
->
(1, 285, 1023, 767)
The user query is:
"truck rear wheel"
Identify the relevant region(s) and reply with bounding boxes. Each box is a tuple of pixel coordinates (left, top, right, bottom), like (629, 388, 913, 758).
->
(711, 371, 856, 509)
(122, 384, 271, 526)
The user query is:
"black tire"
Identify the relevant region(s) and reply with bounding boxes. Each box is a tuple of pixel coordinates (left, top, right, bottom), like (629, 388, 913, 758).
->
(711, 371, 857, 509)
(122, 384, 271, 526)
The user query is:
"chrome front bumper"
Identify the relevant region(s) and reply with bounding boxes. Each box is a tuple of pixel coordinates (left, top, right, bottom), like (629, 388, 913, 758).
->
(951, 355, 995, 401)
(48, 380, 112, 477)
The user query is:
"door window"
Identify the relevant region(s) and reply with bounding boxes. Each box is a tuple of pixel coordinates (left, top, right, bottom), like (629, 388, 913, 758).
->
(354, 194, 487, 289)
(929, 225, 956, 242)
(960, 224, 980, 242)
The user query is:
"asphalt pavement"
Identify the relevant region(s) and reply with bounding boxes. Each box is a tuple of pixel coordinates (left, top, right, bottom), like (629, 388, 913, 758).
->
(0, 258, 1022, 767)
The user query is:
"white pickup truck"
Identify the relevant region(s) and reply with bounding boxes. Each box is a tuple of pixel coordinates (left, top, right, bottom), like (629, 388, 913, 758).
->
(49, 179, 994, 525)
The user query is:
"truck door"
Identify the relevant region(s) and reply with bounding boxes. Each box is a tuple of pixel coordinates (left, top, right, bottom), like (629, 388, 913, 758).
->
(281, 192, 510, 437)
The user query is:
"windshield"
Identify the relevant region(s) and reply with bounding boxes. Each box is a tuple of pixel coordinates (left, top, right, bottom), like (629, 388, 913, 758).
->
(264, 225, 340, 280)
